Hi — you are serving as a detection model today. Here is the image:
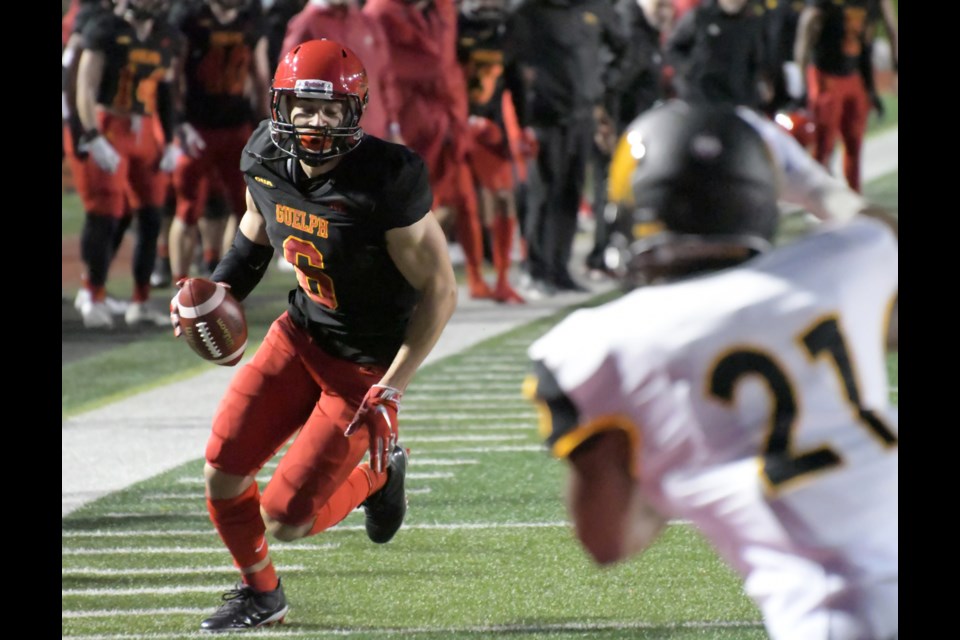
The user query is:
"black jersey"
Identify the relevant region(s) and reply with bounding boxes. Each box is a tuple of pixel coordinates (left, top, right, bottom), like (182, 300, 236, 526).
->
(83, 14, 183, 116)
(241, 124, 433, 365)
(171, 2, 264, 128)
(807, 0, 872, 77)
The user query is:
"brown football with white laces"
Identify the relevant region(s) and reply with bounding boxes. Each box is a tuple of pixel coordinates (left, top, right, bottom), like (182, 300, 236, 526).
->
(176, 278, 247, 366)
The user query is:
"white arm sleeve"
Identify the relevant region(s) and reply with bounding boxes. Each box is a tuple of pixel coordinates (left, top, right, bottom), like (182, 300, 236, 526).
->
(736, 107, 865, 224)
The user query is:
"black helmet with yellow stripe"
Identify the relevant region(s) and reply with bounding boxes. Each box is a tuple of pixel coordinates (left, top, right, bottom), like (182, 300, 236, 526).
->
(604, 99, 780, 287)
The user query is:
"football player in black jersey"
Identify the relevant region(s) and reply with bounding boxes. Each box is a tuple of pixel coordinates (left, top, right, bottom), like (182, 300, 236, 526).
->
(170, 39, 458, 632)
(71, 0, 184, 328)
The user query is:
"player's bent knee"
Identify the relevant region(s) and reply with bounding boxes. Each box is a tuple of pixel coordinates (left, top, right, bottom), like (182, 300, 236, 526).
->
(261, 508, 311, 542)
(203, 462, 255, 500)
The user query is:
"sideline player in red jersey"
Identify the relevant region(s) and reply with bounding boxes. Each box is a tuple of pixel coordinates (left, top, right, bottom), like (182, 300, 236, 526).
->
(791, 0, 898, 192)
(68, 0, 184, 329)
(169, 39, 457, 632)
(167, 0, 270, 285)
(458, 0, 526, 303)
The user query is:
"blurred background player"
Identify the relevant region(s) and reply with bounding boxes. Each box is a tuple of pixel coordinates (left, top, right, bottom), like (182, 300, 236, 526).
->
(584, 0, 675, 279)
(526, 99, 898, 640)
(169, 40, 457, 631)
(665, 0, 771, 110)
(64, 0, 136, 318)
(165, 0, 270, 285)
(68, 0, 184, 328)
(364, 0, 493, 299)
(790, 0, 898, 192)
(503, 0, 627, 297)
(457, 0, 526, 303)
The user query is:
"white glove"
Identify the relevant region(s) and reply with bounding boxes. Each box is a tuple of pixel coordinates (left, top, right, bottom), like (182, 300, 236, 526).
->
(782, 61, 805, 101)
(178, 122, 207, 158)
(159, 142, 183, 173)
(80, 134, 121, 174)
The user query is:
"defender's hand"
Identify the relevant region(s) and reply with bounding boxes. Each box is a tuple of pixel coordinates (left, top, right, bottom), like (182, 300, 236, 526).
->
(345, 384, 402, 473)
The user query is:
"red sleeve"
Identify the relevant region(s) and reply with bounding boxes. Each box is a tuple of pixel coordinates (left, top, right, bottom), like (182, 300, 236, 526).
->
(364, 15, 402, 127)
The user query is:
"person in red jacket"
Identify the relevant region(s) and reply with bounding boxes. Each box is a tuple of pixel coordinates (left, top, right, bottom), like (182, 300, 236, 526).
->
(282, 0, 405, 143)
(365, 0, 493, 299)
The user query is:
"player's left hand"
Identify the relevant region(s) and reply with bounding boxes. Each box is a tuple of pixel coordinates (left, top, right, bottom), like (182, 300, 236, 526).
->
(345, 384, 402, 473)
(159, 143, 183, 173)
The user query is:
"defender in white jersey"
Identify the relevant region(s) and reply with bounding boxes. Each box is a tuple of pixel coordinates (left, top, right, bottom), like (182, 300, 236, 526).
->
(525, 100, 898, 640)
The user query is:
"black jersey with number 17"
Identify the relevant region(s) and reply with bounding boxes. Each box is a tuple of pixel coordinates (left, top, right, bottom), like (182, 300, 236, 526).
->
(241, 122, 433, 365)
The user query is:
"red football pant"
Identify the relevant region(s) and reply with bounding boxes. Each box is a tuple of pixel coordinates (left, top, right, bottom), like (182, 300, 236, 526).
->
(205, 312, 386, 526)
(173, 124, 251, 224)
(807, 67, 870, 192)
(64, 111, 168, 217)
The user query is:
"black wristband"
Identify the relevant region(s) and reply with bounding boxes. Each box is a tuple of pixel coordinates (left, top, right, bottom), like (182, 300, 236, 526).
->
(210, 232, 274, 301)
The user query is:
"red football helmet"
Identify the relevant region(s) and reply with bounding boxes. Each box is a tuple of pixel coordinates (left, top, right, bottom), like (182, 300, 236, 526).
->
(270, 40, 369, 164)
(774, 109, 817, 152)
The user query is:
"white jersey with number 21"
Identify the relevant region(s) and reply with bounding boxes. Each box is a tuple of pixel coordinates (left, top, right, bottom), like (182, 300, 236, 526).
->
(529, 216, 898, 640)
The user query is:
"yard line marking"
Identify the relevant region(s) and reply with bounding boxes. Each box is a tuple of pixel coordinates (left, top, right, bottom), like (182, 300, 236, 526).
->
(60, 618, 765, 635)
(143, 493, 205, 501)
(430, 445, 542, 453)
(62, 543, 338, 555)
(62, 607, 208, 620)
(62, 520, 689, 542)
(64, 584, 238, 596)
(405, 393, 525, 401)
(401, 423, 534, 432)
(414, 383, 523, 392)
(405, 434, 526, 443)
(399, 412, 534, 421)
(408, 471, 455, 479)
(62, 565, 306, 576)
(406, 458, 478, 466)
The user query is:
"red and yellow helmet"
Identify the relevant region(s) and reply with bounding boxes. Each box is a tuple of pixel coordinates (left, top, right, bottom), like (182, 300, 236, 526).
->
(269, 39, 369, 164)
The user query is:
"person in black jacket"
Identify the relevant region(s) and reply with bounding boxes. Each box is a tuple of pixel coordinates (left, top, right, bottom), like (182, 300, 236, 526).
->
(666, 0, 771, 110)
(585, 0, 675, 277)
(504, 0, 627, 296)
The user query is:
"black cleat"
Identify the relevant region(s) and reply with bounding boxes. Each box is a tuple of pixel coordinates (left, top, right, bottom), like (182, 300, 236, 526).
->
(362, 445, 408, 544)
(200, 579, 289, 633)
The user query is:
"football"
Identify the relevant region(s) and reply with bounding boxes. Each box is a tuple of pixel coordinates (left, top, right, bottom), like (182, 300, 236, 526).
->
(176, 278, 248, 367)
